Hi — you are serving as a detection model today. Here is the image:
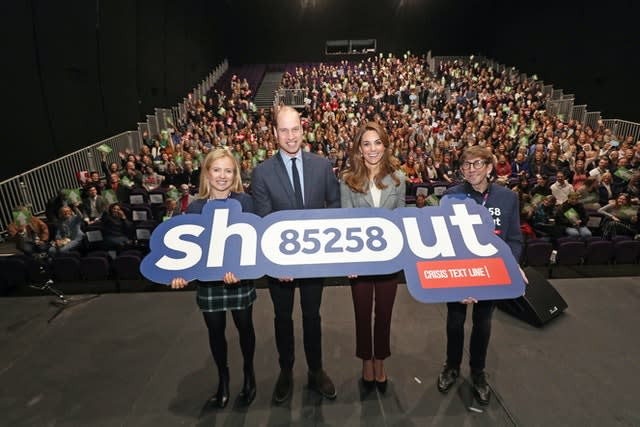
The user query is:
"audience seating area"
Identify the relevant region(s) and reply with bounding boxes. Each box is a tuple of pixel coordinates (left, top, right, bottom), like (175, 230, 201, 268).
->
(2, 53, 640, 296)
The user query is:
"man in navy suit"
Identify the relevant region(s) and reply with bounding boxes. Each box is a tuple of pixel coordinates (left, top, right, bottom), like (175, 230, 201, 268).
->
(251, 106, 340, 403)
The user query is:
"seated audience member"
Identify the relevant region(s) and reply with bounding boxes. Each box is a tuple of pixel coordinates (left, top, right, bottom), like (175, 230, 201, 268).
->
(176, 184, 195, 214)
(571, 159, 588, 190)
(598, 193, 639, 239)
(141, 165, 164, 191)
(415, 193, 427, 208)
(531, 195, 562, 238)
(550, 171, 572, 205)
(628, 171, 640, 199)
(120, 161, 143, 188)
(81, 185, 108, 224)
(517, 191, 537, 241)
(530, 175, 551, 197)
(437, 153, 456, 184)
(611, 157, 632, 195)
(527, 151, 545, 177)
(422, 156, 439, 182)
(588, 156, 609, 183)
(7, 206, 50, 256)
(576, 177, 601, 210)
(494, 154, 512, 181)
(555, 192, 592, 240)
(541, 150, 561, 179)
(401, 155, 422, 184)
(598, 172, 617, 206)
(81, 171, 106, 197)
(511, 175, 530, 194)
(106, 172, 130, 203)
(181, 160, 201, 190)
(45, 190, 68, 225)
(49, 206, 84, 256)
(156, 198, 179, 221)
(510, 152, 529, 178)
(160, 162, 185, 188)
(101, 203, 134, 250)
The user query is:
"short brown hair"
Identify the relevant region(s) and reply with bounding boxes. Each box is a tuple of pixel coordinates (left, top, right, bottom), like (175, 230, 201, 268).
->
(460, 145, 494, 165)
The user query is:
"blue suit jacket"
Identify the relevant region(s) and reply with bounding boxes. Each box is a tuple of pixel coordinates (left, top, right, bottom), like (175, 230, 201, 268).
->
(251, 151, 340, 217)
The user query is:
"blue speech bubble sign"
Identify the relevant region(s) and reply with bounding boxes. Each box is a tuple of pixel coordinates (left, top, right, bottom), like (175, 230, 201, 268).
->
(140, 196, 525, 303)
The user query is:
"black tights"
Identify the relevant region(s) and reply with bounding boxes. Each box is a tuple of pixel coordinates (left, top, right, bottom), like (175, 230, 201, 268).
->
(202, 306, 255, 374)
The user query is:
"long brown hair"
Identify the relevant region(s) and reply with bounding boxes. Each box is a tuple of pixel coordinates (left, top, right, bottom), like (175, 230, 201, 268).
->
(342, 122, 400, 194)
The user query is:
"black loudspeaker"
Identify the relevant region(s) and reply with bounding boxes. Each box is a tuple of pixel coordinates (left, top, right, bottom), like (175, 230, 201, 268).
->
(497, 267, 568, 327)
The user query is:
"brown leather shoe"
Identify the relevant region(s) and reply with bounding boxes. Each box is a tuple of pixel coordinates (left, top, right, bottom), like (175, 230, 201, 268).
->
(308, 369, 337, 400)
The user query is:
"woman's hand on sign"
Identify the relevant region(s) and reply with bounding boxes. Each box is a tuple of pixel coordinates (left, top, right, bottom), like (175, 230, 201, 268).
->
(170, 278, 188, 289)
(223, 272, 240, 285)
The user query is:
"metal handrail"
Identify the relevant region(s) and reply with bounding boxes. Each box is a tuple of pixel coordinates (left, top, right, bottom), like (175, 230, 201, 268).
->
(0, 59, 229, 236)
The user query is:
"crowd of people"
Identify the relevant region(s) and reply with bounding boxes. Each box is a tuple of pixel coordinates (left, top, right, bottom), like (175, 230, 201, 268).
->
(5, 53, 640, 409)
(8, 54, 640, 257)
(8, 54, 640, 258)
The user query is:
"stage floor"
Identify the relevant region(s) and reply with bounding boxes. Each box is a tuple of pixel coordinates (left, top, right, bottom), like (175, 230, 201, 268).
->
(1, 277, 639, 426)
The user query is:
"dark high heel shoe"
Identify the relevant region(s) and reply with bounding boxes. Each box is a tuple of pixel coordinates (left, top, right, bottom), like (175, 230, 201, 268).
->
(212, 367, 230, 408)
(361, 360, 375, 391)
(240, 366, 256, 405)
(373, 359, 387, 393)
(361, 377, 376, 391)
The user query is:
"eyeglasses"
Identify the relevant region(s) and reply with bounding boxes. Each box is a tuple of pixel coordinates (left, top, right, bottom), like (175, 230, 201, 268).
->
(461, 160, 489, 170)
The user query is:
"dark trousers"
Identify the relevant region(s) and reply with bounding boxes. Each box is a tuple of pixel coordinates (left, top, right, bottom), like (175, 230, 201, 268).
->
(351, 274, 398, 360)
(445, 300, 495, 373)
(269, 278, 323, 371)
(202, 305, 255, 374)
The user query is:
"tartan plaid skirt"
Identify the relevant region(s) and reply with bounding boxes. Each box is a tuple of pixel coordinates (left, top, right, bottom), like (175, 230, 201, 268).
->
(196, 281, 256, 312)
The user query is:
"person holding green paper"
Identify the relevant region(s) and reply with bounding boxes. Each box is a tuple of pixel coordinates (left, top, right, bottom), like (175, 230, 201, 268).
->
(611, 157, 632, 195)
(598, 193, 639, 239)
(555, 191, 592, 240)
(7, 206, 50, 256)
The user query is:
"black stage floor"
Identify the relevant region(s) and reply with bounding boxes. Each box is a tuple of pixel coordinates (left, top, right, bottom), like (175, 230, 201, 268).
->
(1, 277, 639, 426)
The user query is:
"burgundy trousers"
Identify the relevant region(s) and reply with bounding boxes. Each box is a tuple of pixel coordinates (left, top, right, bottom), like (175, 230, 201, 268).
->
(350, 274, 398, 360)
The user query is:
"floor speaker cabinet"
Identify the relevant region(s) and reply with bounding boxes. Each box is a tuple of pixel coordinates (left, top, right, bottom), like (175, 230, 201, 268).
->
(497, 267, 568, 327)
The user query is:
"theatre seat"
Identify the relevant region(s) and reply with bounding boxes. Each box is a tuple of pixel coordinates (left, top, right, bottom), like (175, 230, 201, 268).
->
(114, 254, 142, 280)
(613, 240, 640, 264)
(555, 240, 585, 266)
(52, 255, 81, 281)
(524, 240, 553, 267)
(583, 240, 613, 265)
(81, 255, 111, 280)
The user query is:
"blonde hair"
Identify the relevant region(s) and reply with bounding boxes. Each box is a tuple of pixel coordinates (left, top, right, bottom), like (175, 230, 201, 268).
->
(197, 148, 244, 199)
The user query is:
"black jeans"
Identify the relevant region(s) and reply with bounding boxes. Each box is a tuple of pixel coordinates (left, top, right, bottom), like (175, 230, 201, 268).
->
(445, 300, 495, 373)
(269, 278, 323, 371)
(202, 305, 255, 374)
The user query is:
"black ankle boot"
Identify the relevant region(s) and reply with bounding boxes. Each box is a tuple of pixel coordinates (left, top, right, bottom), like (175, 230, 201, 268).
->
(214, 367, 230, 408)
(240, 365, 256, 405)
